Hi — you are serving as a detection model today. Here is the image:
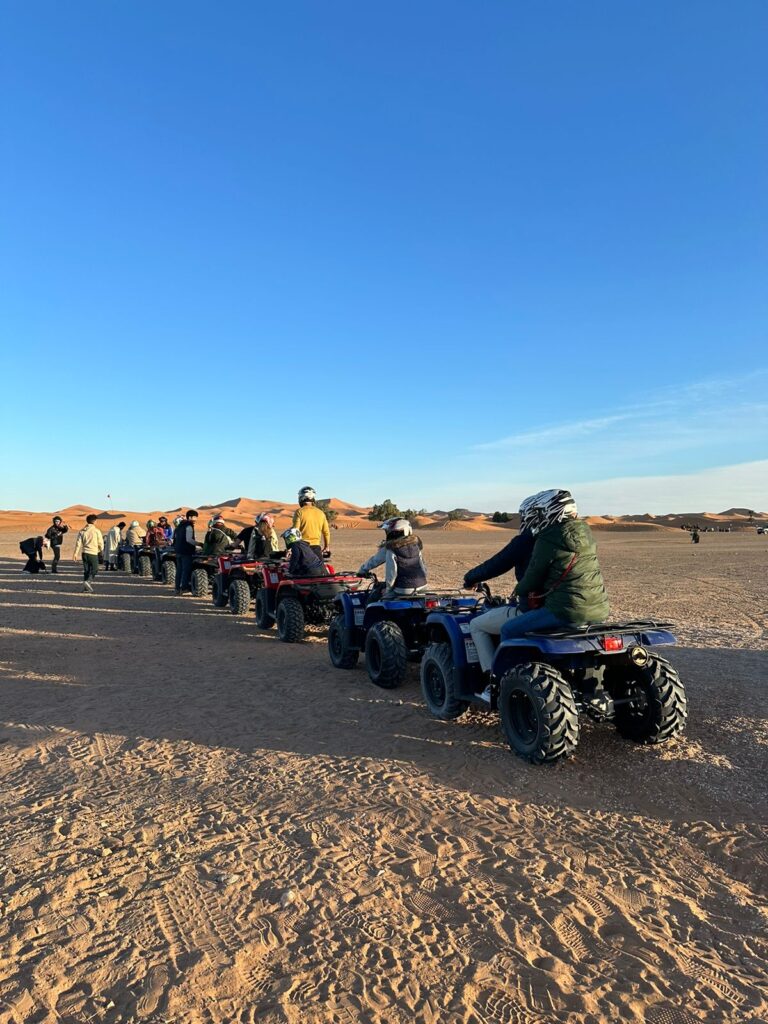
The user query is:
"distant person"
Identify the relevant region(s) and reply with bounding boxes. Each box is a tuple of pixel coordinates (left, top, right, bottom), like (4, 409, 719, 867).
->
(691, 528, 700, 544)
(502, 489, 609, 639)
(292, 486, 330, 557)
(358, 517, 428, 599)
(173, 509, 199, 594)
(247, 514, 280, 560)
(19, 536, 46, 573)
(201, 515, 237, 556)
(144, 519, 167, 548)
(124, 520, 144, 547)
(44, 516, 69, 574)
(73, 514, 104, 593)
(282, 527, 327, 577)
(104, 521, 125, 570)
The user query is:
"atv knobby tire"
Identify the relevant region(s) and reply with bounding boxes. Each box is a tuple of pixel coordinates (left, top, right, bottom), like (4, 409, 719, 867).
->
(120, 552, 132, 573)
(191, 568, 210, 598)
(365, 620, 407, 689)
(277, 596, 305, 643)
(328, 614, 359, 669)
(420, 642, 469, 720)
(612, 655, 688, 745)
(211, 575, 228, 608)
(161, 559, 176, 586)
(499, 662, 580, 765)
(254, 590, 273, 628)
(229, 578, 251, 616)
(138, 555, 153, 579)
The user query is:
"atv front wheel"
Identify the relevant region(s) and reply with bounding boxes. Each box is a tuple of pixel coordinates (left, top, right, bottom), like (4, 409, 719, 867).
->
(277, 597, 305, 642)
(365, 620, 407, 689)
(211, 575, 228, 608)
(120, 552, 132, 572)
(161, 560, 176, 587)
(611, 655, 688, 744)
(191, 568, 210, 598)
(138, 555, 153, 579)
(420, 642, 469, 720)
(229, 579, 251, 616)
(328, 614, 359, 669)
(255, 590, 273, 629)
(499, 662, 580, 764)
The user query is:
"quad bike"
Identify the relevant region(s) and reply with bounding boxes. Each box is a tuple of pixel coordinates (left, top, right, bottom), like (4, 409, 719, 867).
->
(155, 547, 177, 586)
(211, 551, 281, 615)
(420, 585, 688, 765)
(117, 544, 154, 578)
(328, 574, 477, 689)
(254, 557, 365, 643)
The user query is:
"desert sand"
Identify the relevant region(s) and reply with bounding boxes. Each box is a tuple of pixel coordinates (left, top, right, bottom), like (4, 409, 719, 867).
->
(0, 524, 766, 1023)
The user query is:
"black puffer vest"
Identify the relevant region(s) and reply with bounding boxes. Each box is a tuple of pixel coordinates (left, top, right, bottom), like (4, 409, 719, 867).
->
(387, 535, 426, 590)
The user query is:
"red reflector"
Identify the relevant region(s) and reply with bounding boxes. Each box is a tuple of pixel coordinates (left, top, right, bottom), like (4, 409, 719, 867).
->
(602, 636, 623, 651)
(425, 599, 438, 609)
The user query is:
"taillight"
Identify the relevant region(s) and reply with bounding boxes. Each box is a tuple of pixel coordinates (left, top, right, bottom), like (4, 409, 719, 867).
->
(601, 636, 623, 652)
(425, 599, 438, 609)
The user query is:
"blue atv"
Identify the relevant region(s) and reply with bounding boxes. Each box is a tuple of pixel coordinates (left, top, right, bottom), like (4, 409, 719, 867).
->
(420, 586, 688, 764)
(328, 574, 479, 689)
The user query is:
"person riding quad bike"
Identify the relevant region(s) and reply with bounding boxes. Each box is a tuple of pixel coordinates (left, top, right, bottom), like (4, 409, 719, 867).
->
(124, 521, 144, 547)
(201, 515, 239, 556)
(283, 527, 327, 577)
(358, 517, 428, 599)
(502, 489, 609, 639)
(144, 519, 167, 548)
(158, 516, 173, 542)
(247, 513, 281, 560)
(464, 493, 540, 676)
(292, 486, 331, 557)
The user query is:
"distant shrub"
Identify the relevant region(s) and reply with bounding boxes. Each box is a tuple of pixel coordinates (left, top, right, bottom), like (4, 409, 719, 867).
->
(368, 499, 402, 522)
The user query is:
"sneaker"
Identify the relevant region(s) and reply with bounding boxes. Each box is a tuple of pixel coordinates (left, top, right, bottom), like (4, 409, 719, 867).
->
(83, 581, 93, 593)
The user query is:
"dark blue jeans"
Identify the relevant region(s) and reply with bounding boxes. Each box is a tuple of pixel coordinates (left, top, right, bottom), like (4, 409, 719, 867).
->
(176, 555, 194, 592)
(500, 607, 564, 639)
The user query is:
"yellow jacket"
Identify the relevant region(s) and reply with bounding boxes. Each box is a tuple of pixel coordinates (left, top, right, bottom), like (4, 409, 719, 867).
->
(292, 505, 330, 549)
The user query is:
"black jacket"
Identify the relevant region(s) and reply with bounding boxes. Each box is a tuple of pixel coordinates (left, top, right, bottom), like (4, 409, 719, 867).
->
(45, 523, 68, 546)
(463, 529, 535, 588)
(173, 520, 197, 556)
(287, 541, 326, 577)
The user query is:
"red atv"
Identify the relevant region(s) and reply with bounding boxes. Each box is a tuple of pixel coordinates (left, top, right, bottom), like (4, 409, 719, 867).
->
(254, 558, 365, 642)
(212, 551, 284, 616)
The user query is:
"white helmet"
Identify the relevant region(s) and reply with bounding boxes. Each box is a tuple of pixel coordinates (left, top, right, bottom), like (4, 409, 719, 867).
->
(298, 486, 316, 505)
(130, 520, 139, 528)
(379, 517, 412, 538)
(282, 526, 302, 546)
(518, 493, 545, 533)
(212, 515, 225, 525)
(533, 489, 578, 532)
(173, 516, 183, 526)
(256, 513, 275, 527)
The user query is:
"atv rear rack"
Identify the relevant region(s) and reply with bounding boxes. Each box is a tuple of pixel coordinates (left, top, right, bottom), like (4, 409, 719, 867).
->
(525, 619, 674, 640)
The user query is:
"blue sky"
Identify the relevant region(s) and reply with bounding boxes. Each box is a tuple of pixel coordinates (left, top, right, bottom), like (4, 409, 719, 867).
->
(1, 1, 766, 513)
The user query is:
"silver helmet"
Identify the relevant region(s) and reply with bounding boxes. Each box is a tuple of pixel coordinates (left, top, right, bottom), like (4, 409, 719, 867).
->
(379, 517, 412, 538)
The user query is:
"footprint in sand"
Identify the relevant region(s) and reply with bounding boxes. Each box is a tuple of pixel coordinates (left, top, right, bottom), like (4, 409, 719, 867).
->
(135, 962, 171, 1018)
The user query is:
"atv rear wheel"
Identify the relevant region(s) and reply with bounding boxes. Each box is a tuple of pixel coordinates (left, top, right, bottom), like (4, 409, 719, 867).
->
(161, 560, 176, 587)
(365, 620, 407, 689)
(138, 555, 153, 579)
(499, 662, 580, 765)
(120, 552, 132, 572)
(191, 568, 210, 598)
(211, 574, 228, 608)
(328, 614, 359, 669)
(277, 596, 305, 642)
(229, 578, 251, 616)
(612, 655, 688, 744)
(254, 590, 273, 628)
(420, 642, 469, 720)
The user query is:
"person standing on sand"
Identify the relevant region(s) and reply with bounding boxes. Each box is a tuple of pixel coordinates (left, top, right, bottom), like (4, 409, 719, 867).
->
(104, 521, 124, 570)
(173, 509, 199, 594)
(73, 514, 104, 593)
(44, 516, 69, 573)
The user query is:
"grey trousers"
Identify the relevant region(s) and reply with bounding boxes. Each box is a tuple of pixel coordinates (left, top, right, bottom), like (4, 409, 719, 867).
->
(469, 604, 520, 672)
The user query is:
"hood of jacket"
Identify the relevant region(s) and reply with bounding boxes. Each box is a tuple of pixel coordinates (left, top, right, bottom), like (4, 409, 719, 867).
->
(536, 518, 594, 554)
(385, 534, 422, 552)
